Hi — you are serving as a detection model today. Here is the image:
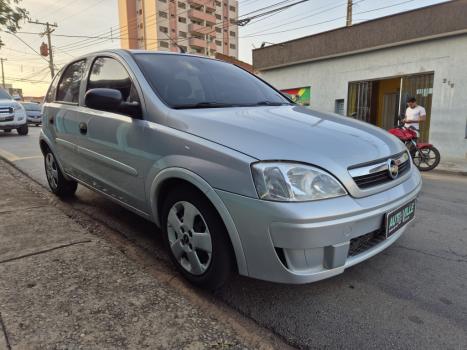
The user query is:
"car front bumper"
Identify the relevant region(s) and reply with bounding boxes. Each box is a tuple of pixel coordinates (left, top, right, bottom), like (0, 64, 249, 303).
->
(27, 115, 42, 123)
(0, 116, 27, 130)
(216, 167, 422, 284)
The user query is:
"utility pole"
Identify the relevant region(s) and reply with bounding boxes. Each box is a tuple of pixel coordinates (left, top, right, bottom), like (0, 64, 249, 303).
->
(0, 58, 6, 88)
(28, 20, 58, 78)
(346, 0, 353, 27)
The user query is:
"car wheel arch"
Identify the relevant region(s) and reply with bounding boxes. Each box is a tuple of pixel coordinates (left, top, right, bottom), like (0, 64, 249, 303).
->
(149, 167, 249, 276)
(39, 134, 70, 181)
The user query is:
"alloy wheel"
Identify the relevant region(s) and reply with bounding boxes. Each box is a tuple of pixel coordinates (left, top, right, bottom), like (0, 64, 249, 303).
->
(166, 201, 213, 275)
(45, 153, 59, 189)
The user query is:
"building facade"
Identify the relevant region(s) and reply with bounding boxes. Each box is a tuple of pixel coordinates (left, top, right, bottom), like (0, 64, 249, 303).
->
(118, 0, 239, 57)
(253, 0, 467, 173)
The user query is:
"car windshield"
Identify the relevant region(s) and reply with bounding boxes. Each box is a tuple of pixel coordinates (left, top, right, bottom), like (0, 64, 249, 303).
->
(0, 89, 12, 100)
(133, 53, 291, 109)
(22, 103, 42, 111)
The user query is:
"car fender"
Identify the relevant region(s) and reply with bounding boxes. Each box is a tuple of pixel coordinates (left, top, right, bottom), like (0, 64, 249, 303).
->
(149, 167, 249, 276)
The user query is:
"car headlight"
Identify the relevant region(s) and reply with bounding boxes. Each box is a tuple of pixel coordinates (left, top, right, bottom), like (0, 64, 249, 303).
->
(13, 104, 26, 119)
(251, 162, 347, 202)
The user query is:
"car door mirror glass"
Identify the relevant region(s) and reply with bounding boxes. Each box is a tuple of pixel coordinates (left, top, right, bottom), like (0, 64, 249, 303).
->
(85, 88, 123, 113)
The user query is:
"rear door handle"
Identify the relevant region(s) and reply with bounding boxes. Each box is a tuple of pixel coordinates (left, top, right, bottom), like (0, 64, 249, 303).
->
(49, 116, 54, 124)
(79, 122, 87, 135)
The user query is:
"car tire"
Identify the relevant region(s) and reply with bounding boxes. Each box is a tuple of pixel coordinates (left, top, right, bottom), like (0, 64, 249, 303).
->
(161, 185, 235, 290)
(17, 124, 28, 135)
(4, 129, 11, 132)
(44, 150, 78, 197)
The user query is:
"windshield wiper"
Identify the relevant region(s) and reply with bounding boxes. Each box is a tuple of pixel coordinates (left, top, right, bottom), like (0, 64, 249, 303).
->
(173, 102, 237, 109)
(252, 101, 291, 106)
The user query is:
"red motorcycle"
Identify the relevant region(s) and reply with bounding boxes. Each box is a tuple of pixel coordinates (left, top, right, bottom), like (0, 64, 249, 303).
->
(388, 120, 440, 171)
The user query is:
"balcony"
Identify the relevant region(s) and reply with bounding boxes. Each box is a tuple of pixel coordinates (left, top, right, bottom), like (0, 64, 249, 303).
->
(189, 37, 208, 49)
(188, 0, 215, 12)
(189, 23, 216, 39)
(189, 37, 216, 51)
(188, 9, 216, 25)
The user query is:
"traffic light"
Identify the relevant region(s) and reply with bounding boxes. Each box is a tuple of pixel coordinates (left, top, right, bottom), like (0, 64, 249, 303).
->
(40, 42, 48, 56)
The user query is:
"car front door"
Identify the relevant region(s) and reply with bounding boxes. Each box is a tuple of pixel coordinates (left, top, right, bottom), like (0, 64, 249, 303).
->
(72, 56, 150, 214)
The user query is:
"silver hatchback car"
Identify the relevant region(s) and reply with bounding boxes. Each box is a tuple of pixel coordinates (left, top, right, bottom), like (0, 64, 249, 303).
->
(40, 50, 421, 289)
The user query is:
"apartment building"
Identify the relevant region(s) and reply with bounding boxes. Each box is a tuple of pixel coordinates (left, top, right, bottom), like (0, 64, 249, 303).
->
(118, 0, 239, 57)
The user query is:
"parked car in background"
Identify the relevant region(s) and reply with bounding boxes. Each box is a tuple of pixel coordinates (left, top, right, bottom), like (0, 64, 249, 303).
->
(40, 50, 422, 289)
(0, 89, 28, 135)
(21, 102, 43, 126)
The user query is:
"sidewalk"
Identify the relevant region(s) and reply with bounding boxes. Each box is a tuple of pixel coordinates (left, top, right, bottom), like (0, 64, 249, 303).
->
(0, 161, 250, 349)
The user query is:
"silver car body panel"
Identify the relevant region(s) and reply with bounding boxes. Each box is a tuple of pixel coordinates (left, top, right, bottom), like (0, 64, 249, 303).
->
(40, 49, 422, 283)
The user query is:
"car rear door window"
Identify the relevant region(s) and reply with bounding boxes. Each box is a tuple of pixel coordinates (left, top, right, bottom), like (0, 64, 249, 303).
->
(56, 60, 86, 103)
(87, 57, 141, 116)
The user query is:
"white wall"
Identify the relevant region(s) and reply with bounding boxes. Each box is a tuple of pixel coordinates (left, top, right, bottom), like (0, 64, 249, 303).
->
(259, 35, 467, 172)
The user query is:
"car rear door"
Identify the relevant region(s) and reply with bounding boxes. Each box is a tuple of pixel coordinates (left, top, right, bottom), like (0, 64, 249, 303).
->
(47, 59, 88, 175)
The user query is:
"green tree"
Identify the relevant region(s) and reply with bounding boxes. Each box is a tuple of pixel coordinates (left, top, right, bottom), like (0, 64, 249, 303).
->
(0, 0, 28, 47)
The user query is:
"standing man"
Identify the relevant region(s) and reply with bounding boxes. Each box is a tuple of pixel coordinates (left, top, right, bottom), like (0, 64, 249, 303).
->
(404, 97, 426, 136)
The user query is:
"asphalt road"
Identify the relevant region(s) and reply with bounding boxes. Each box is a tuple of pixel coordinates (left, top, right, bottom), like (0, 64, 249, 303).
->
(1, 127, 467, 349)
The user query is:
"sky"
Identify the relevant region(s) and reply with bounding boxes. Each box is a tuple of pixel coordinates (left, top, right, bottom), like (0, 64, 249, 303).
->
(1, 0, 447, 97)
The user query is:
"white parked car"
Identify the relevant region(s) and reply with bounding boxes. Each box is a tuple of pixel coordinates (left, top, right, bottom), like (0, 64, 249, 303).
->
(0, 89, 28, 135)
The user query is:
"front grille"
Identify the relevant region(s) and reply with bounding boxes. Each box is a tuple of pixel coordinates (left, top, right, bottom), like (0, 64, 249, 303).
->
(348, 229, 386, 257)
(0, 116, 14, 122)
(350, 153, 411, 189)
(0, 107, 13, 114)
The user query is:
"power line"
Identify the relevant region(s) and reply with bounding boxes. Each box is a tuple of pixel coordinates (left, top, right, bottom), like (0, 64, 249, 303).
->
(240, 0, 416, 38)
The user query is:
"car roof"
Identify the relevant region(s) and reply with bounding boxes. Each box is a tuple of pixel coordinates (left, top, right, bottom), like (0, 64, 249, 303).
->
(70, 49, 229, 66)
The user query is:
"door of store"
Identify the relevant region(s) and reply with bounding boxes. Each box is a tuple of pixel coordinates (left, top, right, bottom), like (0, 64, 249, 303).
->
(347, 72, 434, 142)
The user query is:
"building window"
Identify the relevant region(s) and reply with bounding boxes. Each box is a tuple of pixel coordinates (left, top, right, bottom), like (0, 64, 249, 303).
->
(178, 2, 186, 9)
(229, 43, 236, 49)
(215, 1, 221, 6)
(215, 14, 221, 20)
(229, 5, 235, 11)
(160, 41, 169, 48)
(230, 31, 235, 37)
(215, 27, 221, 33)
(178, 16, 186, 23)
(159, 26, 168, 33)
(215, 40, 221, 46)
(229, 19, 236, 25)
(159, 0, 166, 2)
(335, 99, 345, 115)
(138, 9, 142, 15)
(159, 11, 168, 18)
(179, 31, 187, 38)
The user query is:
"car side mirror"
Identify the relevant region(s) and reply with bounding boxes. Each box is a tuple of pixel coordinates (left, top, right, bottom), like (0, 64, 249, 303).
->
(85, 88, 123, 113)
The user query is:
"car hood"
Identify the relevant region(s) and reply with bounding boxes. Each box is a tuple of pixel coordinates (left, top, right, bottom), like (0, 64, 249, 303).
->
(0, 99, 17, 108)
(166, 105, 404, 175)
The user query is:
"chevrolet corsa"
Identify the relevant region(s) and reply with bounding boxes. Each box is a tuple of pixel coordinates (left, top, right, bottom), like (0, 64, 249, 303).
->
(40, 50, 422, 289)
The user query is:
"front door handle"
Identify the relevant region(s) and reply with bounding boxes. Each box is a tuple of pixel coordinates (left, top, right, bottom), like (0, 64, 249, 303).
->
(49, 116, 54, 125)
(79, 122, 87, 135)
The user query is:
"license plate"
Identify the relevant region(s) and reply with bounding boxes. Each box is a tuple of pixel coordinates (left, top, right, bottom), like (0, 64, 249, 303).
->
(385, 199, 416, 238)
